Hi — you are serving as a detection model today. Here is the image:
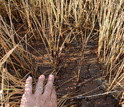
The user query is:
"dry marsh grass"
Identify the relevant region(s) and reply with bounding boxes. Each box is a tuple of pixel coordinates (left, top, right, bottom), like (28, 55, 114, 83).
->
(0, 0, 124, 106)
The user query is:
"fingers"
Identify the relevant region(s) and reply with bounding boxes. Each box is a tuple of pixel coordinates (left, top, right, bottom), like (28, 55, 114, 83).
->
(21, 75, 57, 107)
(21, 76, 32, 105)
(24, 76, 32, 95)
(23, 75, 55, 99)
(51, 87, 57, 104)
(35, 75, 45, 96)
(43, 75, 54, 97)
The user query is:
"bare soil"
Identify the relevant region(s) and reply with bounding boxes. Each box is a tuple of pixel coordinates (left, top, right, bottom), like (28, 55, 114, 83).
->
(30, 35, 121, 107)
(13, 22, 121, 106)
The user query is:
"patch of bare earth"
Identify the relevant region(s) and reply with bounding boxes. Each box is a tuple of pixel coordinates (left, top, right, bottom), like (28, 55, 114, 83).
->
(30, 35, 121, 107)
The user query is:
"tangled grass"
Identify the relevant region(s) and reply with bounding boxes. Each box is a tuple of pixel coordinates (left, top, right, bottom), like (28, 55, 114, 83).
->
(0, 0, 124, 106)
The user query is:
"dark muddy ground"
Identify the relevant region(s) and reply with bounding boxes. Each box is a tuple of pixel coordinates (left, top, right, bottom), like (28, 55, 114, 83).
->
(15, 23, 122, 106)
(30, 35, 121, 107)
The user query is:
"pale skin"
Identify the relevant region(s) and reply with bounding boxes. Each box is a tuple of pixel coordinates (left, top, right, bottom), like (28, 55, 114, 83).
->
(20, 75, 57, 107)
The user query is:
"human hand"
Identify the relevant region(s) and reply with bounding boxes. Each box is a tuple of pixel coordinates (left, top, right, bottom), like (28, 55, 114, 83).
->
(20, 75, 57, 107)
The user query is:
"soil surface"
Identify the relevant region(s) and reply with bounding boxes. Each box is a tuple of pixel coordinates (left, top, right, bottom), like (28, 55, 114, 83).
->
(30, 35, 121, 107)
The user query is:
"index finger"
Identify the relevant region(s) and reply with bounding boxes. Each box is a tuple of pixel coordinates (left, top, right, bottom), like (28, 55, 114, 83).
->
(43, 75, 54, 97)
(24, 76, 32, 94)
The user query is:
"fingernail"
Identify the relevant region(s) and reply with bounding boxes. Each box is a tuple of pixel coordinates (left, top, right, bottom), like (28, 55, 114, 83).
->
(39, 75, 45, 79)
(49, 74, 54, 78)
(28, 76, 32, 79)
